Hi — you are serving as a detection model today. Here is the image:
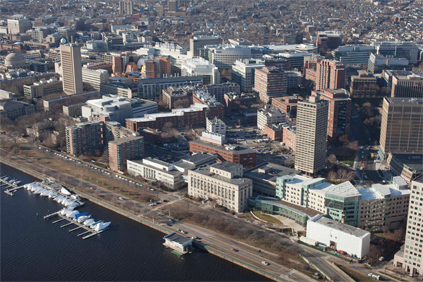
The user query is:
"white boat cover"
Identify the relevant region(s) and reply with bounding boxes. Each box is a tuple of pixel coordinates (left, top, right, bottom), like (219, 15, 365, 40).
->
(83, 219, 95, 226)
(66, 210, 79, 218)
(95, 222, 111, 231)
(61, 187, 71, 196)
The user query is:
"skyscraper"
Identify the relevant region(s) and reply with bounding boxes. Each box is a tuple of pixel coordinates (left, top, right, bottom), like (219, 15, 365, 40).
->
(119, 0, 133, 15)
(60, 43, 83, 95)
(295, 95, 328, 174)
(394, 176, 423, 276)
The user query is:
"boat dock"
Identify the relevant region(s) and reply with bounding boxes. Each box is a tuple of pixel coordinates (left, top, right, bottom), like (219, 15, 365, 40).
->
(0, 176, 24, 196)
(37, 181, 85, 206)
(44, 212, 106, 240)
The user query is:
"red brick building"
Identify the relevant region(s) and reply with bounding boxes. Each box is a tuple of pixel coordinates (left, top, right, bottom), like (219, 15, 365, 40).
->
(271, 96, 298, 121)
(253, 67, 287, 104)
(126, 104, 224, 133)
(108, 136, 144, 172)
(304, 56, 346, 91)
(282, 127, 296, 151)
(263, 124, 283, 141)
(189, 139, 256, 168)
(314, 89, 352, 144)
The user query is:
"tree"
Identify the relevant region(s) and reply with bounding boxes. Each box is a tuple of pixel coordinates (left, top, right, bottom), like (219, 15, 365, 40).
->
(174, 98, 190, 109)
(327, 171, 338, 181)
(328, 154, 337, 164)
(337, 168, 348, 181)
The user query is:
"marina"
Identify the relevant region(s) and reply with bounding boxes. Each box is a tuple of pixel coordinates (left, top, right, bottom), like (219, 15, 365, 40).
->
(0, 175, 25, 196)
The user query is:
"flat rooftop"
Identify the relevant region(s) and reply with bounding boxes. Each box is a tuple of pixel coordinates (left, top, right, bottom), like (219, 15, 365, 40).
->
(311, 215, 370, 238)
(192, 166, 250, 185)
(257, 196, 321, 217)
(390, 153, 423, 172)
(244, 163, 298, 183)
(109, 135, 143, 145)
(190, 139, 256, 154)
(163, 232, 192, 244)
(385, 98, 423, 105)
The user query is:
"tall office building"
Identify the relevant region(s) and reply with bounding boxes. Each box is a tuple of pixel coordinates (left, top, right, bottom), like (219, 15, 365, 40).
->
(379, 97, 423, 158)
(304, 56, 346, 91)
(119, 0, 133, 15)
(295, 96, 328, 174)
(232, 59, 265, 93)
(394, 176, 423, 276)
(168, 0, 178, 12)
(254, 67, 287, 104)
(60, 44, 83, 95)
(390, 71, 423, 98)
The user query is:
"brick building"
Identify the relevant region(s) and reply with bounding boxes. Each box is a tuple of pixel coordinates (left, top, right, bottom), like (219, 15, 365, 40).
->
(253, 67, 287, 104)
(108, 136, 144, 172)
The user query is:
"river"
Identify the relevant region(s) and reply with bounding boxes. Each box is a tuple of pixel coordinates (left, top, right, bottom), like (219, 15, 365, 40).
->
(0, 163, 268, 281)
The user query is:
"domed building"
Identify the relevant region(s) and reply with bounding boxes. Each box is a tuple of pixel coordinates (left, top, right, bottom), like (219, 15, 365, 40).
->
(4, 53, 27, 68)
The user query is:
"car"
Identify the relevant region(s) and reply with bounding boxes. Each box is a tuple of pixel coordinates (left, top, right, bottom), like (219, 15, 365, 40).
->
(119, 197, 125, 201)
(262, 261, 270, 266)
(231, 248, 238, 252)
(163, 199, 169, 202)
(166, 223, 172, 226)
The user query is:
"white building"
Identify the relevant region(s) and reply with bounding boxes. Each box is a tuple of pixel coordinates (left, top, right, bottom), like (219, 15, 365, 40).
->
(257, 106, 286, 130)
(206, 117, 227, 135)
(82, 67, 109, 91)
(82, 94, 157, 124)
(306, 214, 371, 258)
(181, 58, 220, 85)
(163, 233, 193, 254)
(188, 162, 253, 213)
(231, 59, 265, 92)
(135, 42, 191, 66)
(127, 158, 185, 190)
(204, 44, 256, 69)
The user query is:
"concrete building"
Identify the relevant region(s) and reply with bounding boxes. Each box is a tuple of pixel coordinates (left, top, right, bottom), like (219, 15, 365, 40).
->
(277, 52, 310, 71)
(181, 58, 220, 85)
(350, 71, 378, 98)
(161, 87, 191, 109)
(100, 83, 133, 99)
(367, 53, 410, 74)
(286, 71, 302, 88)
(63, 102, 86, 117)
(163, 233, 193, 255)
(315, 89, 352, 144)
(257, 106, 286, 130)
(188, 162, 253, 213)
(7, 18, 32, 35)
(137, 76, 203, 99)
(108, 136, 144, 172)
(231, 59, 265, 93)
(244, 162, 298, 197)
(0, 100, 35, 120)
(202, 44, 258, 69)
(60, 43, 83, 95)
(373, 41, 419, 64)
(295, 96, 328, 174)
(190, 36, 222, 57)
(332, 45, 375, 65)
(119, 0, 133, 15)
(82, 68, 109, 91)
(316, 31, 342, 51)
(306, 215, 370, 259)
(127, 158, 185, 189)
(387, 153, 423, 183)
(206, 117, 227, 135)
(390, 71, 423, 98)
(82, 95, 157, 125)
(66, 121, 104, 156)
(358, 177, 410, 231)
(24, 77, 63, 99)
(189, 139, 256, 168)
(394, 176, 423, 277)
(205, 83, 240, 104)
(254, 67, 288, 104)
(379, 97, 423, 159)
(43, 91, 101, 111)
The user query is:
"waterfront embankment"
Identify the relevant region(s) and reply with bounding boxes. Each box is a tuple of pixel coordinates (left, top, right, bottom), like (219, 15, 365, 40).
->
(1, 157, 290, 282)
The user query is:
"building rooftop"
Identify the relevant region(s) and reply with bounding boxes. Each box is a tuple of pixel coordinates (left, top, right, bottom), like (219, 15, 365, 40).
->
(190, 139, 256, 154)
(210, 161, 242, 171)
(256, 196, 321, 217)
(326, 181, 361, 198)
(244, 162, 298, 184)
(109, 135, 143, 145)
(385, 97, 423, 105)
(310, 215, 370, 238)
(192, 165, 250, 185)
(163, 232, 192, 244)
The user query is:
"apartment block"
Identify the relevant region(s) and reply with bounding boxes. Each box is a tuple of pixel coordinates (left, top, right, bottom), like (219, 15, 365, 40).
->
(188, 162, 253, 213)
(295, 96, 328, 174)
(119, 0, 133, 15)
(315, 89, 352, 144)
(108, 136, 144, 172)
(304, 56, 346, 91)
(379, 97, 423, 158)
(66, 121, 104, 156)
(254, 67, 288, 104)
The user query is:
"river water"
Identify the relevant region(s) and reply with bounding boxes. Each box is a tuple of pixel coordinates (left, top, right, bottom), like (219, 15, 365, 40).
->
(0, 163, 267, 281)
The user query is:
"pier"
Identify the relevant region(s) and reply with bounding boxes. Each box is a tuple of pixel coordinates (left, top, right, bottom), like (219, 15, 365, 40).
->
(0, 176, 25, 196)
(44, 212, 106, 240)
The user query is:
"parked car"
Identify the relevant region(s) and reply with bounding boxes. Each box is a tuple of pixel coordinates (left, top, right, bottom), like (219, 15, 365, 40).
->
(261, 261, 270, 266)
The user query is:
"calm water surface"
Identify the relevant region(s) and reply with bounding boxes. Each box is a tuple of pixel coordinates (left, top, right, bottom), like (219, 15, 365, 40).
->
(0, 163, 268, 281)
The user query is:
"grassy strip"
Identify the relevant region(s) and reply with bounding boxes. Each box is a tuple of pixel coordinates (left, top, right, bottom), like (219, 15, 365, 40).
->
(254, 212, 283, 224)
(336, 264, 369, 282)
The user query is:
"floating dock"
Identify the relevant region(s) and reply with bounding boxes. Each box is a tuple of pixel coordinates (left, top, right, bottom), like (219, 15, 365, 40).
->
(44, 212, 106, 240)
(0, 176, 24, 196)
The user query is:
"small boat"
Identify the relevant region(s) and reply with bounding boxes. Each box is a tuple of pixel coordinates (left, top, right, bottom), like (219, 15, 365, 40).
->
(83, 219, 95, 226)
(9, 179, 16, 183)
(54, 195, 65, 202)
(33, 187, 43, 195)
(68, 202, 80, 209)
(14, 181, 21, 186)
(66, 210, 80, 218)
(90, 220, 103, 229)
(65, 209, 78, 217)
(3, 177, 9, 181)
(94, 222, 111, 231)
(64, 199, 75, 207)
(71, 194, 81, 201)
(77, 215, 91, 223)
(73, 212, 88, 220)
(61, 187, 71, 196)
(60, 208, 74, 216)
(48, 192, 57, 198)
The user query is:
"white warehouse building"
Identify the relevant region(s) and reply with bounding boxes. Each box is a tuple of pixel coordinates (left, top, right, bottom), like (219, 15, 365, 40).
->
(306, 214, 370, 258)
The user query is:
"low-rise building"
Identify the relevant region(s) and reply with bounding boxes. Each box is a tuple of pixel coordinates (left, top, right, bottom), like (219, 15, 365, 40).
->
(138, 76, 203, 99)
(387, 153, 423, 183)
(127, 158, 184, 189)
(206, 117, 226, 135)
(257, 106, 286, 130)
(189, 139, 256, 168)
(283, 126, 296, 151)
(350, 71, 378, 98)
(306, 215, 370, 259)
(24, 77, 63, 99)
(0, 100, 35, 120)
(163, 233, 193, 255)
(188, 162, 253, 213)
(63, 102, 86, 117)
(205, 82, 240, 104)
(43, 91, 101, 111)
(181, 58, 220, 85)
(108, 136, 144, 172)
(272, 96, 298, 120)
(161, 87, 192, 109)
